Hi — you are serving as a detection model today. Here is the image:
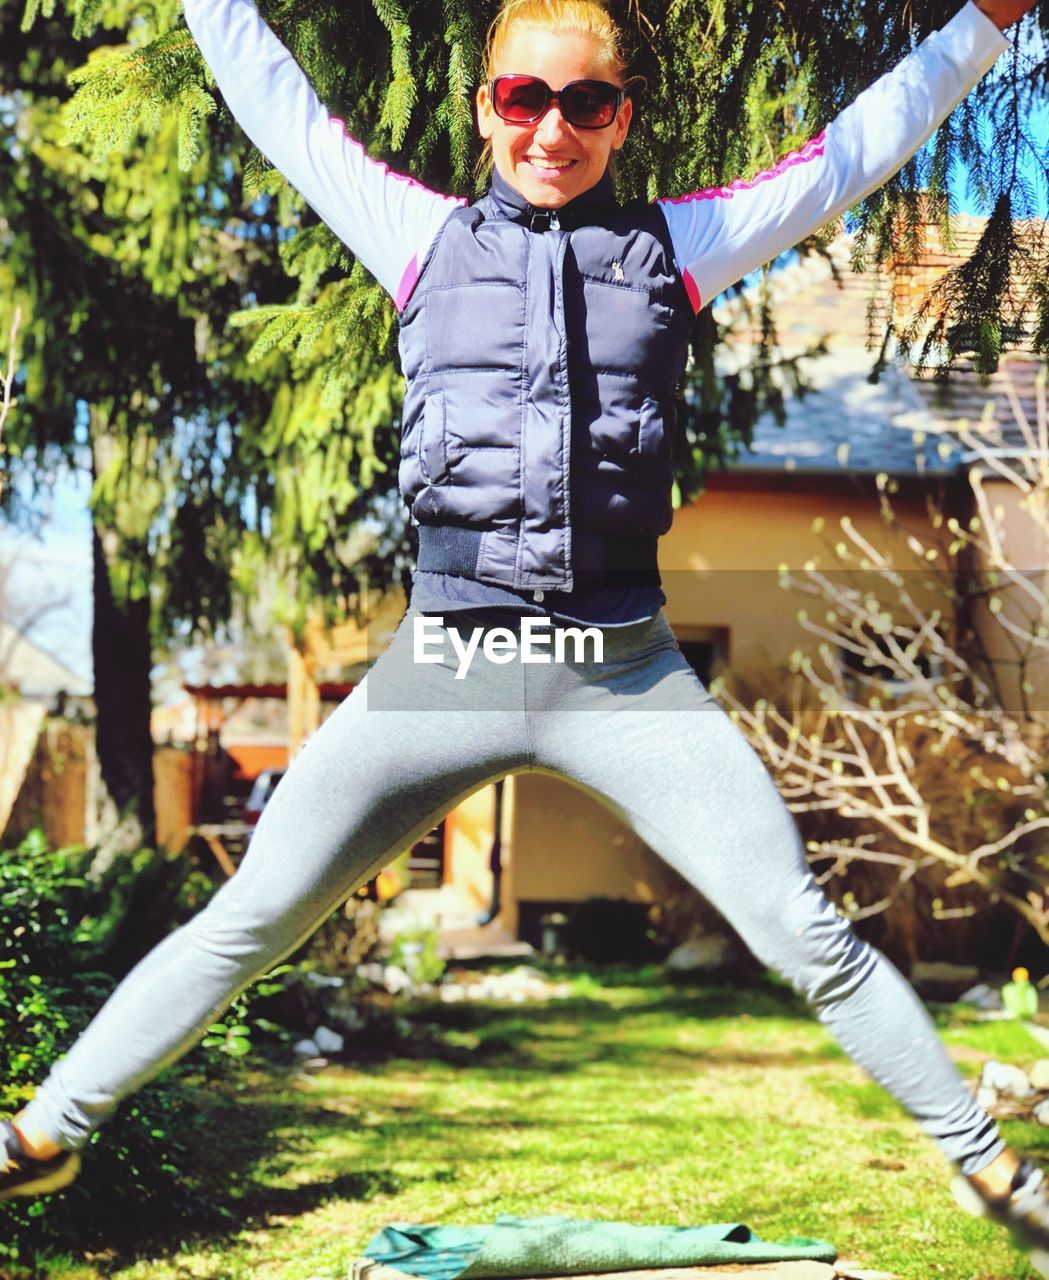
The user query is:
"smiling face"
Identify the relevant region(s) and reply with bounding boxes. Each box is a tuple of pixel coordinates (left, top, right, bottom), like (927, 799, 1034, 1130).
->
(475, 26, 632, 209)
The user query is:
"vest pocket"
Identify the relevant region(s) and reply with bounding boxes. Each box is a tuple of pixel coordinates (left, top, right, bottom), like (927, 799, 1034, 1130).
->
(419, 390, 449, 485)
(637, 396, 670, 472)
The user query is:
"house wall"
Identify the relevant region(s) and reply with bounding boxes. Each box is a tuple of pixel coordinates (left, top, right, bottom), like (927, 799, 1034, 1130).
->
(511, 770, 683, 905)
(969, 479, 1049, 717)
(497, 775, 521, 937)
(660, 483, 952, 673)
(443, 782, 498, 911)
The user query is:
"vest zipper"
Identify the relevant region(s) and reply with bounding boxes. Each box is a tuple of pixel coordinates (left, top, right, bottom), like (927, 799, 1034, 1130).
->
(552, 224, 572, 591)
(522, 206, 570, 595)
(534, 212, 560, 604)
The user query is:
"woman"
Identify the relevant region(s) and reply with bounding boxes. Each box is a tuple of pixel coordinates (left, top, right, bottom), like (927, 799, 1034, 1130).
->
(4, 0, 1047, 1268)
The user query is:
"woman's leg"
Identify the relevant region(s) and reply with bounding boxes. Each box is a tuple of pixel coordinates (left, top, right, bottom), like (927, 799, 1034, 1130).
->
(15, 608, 530, 1153)
(524, 612, 1005, 1178)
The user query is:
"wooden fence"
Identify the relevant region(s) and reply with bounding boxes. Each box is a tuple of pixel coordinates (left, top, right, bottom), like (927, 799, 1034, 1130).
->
(3, 717, 200, 853)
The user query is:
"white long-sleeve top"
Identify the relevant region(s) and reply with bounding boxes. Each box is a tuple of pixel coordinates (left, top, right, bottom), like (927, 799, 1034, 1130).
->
(182, 0, 1010, 313)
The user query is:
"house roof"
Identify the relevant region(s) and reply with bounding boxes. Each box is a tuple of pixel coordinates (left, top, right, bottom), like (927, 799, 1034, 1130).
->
(151, 684, 358, 747)
(712, 213, 1046, 478)
(0, 620, 92, 699)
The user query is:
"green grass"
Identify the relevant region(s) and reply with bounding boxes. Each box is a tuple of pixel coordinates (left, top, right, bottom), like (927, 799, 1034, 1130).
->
(26, 962, 1049, 1280)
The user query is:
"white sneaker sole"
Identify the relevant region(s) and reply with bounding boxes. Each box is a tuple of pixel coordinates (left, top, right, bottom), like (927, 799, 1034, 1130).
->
(951, 1173, 1049, 1278)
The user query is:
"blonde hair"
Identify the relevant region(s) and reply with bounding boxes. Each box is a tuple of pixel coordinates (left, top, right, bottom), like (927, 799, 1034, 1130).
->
(473, 0, 632, 190)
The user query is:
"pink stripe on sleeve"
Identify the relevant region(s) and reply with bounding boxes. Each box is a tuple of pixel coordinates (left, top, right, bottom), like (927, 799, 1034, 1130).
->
(328, 118, 461, 199)
(394, 253, 420, 312)
(664, 130, 827, 206)
(681, 268, 702, 313)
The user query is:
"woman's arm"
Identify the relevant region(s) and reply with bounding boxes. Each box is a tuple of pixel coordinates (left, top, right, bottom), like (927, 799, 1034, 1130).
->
(182, 0, 466, 310)
(657, 0, 1012, 313)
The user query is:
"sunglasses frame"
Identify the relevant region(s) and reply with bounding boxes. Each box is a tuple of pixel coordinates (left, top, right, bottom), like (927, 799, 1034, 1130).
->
(487, 74, 626, 130)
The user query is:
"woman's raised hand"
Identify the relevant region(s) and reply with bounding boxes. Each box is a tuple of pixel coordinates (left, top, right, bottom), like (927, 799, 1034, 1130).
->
(973, 0, 1037, 30)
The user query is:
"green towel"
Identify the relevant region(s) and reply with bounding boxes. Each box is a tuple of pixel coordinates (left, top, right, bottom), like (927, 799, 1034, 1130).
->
(361, 1214, 838, 1280)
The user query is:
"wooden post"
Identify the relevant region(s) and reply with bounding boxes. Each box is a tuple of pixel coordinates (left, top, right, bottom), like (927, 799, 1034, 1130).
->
(287, 636, 320, 760)
(304, 653, 321, 743)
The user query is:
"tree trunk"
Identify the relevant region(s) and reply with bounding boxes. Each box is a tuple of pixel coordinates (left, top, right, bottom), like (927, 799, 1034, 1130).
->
(90, 451, 157, 871)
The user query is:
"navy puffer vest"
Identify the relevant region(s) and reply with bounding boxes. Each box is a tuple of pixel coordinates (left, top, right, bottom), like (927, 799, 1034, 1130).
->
(397, 166, 694, 593)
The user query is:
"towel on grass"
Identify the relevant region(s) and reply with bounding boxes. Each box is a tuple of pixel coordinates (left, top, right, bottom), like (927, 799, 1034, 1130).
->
(361, 1214, 838, 1280)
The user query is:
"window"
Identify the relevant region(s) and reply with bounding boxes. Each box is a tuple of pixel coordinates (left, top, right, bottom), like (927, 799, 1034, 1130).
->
(672, 626, 729, 686)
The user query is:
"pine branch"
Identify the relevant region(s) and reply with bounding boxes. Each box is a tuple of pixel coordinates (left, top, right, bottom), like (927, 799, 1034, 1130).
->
(64, 28, 216, 168)
(0, 307, 21, 506)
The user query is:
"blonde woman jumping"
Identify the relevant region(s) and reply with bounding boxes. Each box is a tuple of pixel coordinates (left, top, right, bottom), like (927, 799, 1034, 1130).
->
(3, 0, 1047, 1270)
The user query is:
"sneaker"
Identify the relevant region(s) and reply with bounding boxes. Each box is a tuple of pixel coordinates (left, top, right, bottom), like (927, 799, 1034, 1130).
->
(0, 1119, 81, 1202)
(951, 1157, 1049, 1278)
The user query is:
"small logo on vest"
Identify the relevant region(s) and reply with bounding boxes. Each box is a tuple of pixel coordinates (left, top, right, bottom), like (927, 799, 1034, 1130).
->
(611, 259, 625, 282)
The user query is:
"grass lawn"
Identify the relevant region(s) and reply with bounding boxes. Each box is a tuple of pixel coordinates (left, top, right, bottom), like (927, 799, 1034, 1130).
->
(30, 961, 1049, 1280)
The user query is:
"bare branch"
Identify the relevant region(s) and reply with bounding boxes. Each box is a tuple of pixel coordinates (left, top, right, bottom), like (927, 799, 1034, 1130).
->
(715, 362, 1049, 943)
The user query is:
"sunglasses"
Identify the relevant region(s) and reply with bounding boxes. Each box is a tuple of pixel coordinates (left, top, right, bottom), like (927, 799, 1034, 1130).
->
(488, 74, 625, 130)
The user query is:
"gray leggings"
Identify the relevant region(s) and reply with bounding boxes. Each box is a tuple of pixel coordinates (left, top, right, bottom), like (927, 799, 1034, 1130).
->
(20, 606, 1003, 1176)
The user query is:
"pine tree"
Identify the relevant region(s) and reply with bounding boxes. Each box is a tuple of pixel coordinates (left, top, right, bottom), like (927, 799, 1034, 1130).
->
(46, 0, 1049, 502)
(1, 0, 289, 857)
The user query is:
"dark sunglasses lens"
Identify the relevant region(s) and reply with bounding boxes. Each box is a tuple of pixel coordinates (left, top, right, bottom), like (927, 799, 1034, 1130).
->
(561, 82, 619, 127)
(494, 76, 550, 121)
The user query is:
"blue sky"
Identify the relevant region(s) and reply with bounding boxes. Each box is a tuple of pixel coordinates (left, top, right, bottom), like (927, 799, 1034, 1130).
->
(945, 106, 1047, 219)
(3, 15, 1047, 688)
(955, 15, 1048, 219)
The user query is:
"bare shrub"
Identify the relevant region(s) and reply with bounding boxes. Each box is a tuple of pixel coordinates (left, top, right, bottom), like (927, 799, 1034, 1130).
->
(710, 363, 1049, 958)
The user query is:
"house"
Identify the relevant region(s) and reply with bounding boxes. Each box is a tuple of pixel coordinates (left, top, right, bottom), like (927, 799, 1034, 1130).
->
(0, 622, 93, 847)
(0, 618, 91, 705)
(289, 212, 1047, 947)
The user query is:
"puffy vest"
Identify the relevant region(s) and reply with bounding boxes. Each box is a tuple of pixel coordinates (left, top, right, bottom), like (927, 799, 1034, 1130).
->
(396, 165, 695, 593)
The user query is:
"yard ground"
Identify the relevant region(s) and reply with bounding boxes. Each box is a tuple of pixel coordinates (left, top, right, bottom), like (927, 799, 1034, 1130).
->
(32, 961, 1049, 1280)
